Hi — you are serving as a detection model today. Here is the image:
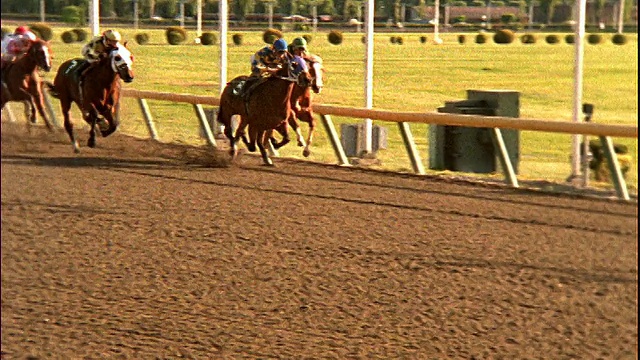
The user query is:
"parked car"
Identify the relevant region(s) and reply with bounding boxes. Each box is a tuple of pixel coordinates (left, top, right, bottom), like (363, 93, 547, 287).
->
(282, 14, 310, 22)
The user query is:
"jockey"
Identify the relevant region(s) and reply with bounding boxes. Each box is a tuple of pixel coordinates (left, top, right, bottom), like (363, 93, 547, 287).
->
(81, 29, 121, 63)
(288, 37, 309, 58)
(240, 38, 290, 100)
(250, 38, 290, 77)
(77, 30, 122, 91)
(1, 26, 37, 70)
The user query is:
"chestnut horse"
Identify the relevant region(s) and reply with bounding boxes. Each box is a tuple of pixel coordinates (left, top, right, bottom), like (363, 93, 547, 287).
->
(218, 55, 312, 166)
(274, 54, 325, 157)
(217, 55, 322, 158)
(45, 45, 134, 153)
(1, 39, 54, 130)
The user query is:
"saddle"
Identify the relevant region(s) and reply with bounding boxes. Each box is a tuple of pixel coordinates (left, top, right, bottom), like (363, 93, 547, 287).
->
(64, 59, 91, 84)
(233, 76, 269, 101)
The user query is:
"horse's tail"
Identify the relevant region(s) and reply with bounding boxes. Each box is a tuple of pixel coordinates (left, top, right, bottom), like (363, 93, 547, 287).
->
(44, 81, 59, 98)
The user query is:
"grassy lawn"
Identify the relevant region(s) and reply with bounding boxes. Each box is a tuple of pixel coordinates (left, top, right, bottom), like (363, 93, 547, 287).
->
(3, 22, 637, 190)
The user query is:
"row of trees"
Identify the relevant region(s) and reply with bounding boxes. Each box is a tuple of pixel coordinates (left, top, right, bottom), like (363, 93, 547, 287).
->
(0, 0, 635, 25)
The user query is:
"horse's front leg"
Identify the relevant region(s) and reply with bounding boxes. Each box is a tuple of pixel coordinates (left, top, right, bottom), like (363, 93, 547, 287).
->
(98, 107, 118, 138)
(31, 87, 54, 131)
(257, 129, 274, 166)
(61, 100, 80, 153)
(297, 108, 315, 157)
(270, 121, 290, 150)
(85, 106, 99, 148)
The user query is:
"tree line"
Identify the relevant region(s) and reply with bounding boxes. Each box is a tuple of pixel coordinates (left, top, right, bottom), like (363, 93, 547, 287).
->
(0, 0, 635, 26)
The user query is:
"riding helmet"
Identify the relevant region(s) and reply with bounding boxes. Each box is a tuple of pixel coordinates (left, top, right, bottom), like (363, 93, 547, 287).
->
(273, 38, 288, 52)
(292, 37, 307, 50)
(103, 30, 122, 42)
(14, 26, 29, 34)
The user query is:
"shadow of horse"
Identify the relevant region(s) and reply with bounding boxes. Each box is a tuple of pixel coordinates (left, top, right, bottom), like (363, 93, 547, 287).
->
(45, 44, 134, 153)
(217, 55, 312, 166)
(1, 39, 54, 131)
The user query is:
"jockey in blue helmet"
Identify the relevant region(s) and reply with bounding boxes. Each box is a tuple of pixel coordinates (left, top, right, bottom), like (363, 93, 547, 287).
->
(250, 38, 290, 77)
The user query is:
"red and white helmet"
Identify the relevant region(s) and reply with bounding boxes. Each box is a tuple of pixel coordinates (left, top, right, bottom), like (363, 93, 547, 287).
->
(14, 26, 29, 35)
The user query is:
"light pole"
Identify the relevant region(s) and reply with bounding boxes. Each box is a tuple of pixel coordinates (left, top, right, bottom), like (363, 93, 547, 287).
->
(310, 0, 318, 32)
(40, 0, 45, 22)
(179, 0, 186, 28)
(133, 0, 139, 29)
(617, 0, 625, 33)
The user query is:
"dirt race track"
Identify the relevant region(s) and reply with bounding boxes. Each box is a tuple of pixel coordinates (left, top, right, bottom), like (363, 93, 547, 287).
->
(1, 121, 638, 359)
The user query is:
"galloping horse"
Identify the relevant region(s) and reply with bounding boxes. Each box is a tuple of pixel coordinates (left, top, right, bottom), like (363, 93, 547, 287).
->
(274, 54, 325, 157)
(219, 56, 312, 166)
(1, 39, 54, 130)
(45, 44, 134, 153)
(218, 71, 307, 153)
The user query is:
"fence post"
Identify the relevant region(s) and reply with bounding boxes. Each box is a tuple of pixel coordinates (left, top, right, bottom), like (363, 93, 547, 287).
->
(490, 128, 519, 188)
(193, 103, 217, 148)
(137, 98, 159, 140)
(320, 114, 350, 166)
(398, 122, 425, 175)
(2, 104, 16, 122)
(43, 90, 59, 128)
(599, 136, 630, 201)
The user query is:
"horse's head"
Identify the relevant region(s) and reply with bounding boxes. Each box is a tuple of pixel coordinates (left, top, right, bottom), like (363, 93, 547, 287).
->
(288, 55, 312, 89)
(110, 44, 134, 83)
(29, 39, 52, 72)
(306, 55, 325, 94)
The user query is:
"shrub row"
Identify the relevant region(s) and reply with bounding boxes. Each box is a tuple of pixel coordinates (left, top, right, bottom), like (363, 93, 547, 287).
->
(60, 28, 89, 43)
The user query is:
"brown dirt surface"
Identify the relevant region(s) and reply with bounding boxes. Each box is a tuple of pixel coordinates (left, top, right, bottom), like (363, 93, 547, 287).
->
(2, 121, 638, 359)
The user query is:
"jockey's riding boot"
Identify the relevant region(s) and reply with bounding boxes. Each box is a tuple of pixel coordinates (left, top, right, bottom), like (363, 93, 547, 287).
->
(241, 77, 259, 101)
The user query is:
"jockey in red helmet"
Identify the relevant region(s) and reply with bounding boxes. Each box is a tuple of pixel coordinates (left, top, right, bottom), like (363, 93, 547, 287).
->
(1, 26, 37, 70)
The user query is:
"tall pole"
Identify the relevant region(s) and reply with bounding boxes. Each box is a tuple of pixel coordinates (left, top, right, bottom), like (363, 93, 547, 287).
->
(433, 0, 441, 43)
(179, 0, 185, 28)
(617, 0, 625, 33)
(570, 0, 587, 180)
(312, 3, 318, 32)
(40, 0, 45, 22)
(91, 0, 100, 36)
(133, 0, 139, 29)
(268, 2, 274, 29)
(219, 0, 228, 96)
(363, 0, 374, 155)
(197, 0, 203, 38)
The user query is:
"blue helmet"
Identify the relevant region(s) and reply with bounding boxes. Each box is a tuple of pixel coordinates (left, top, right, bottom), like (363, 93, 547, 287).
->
(273, 38, 288, 52)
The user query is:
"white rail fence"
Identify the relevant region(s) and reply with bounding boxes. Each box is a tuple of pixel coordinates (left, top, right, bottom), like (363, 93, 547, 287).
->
(6, 89, 632, 200)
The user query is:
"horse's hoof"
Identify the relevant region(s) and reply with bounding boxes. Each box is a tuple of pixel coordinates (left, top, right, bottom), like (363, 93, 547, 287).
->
(73, 148, 80, 154)
(303, 148, 311, 157)
(87, 139, 96, 148)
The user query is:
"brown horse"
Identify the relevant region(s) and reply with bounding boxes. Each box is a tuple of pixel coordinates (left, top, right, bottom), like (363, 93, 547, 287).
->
(274, 54, 325, 157)
(45, 44, 134, 153)
(217, 73, 307, 153)
(219, 55, 312, 166)
(1, 39, 54, 130)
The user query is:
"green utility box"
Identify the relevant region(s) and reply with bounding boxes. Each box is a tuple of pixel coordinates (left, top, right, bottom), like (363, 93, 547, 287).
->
(429, 90, 520, 174)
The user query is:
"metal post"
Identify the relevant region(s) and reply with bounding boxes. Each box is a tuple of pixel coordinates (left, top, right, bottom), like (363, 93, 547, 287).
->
(321, 114, 350, 166)
(133, 0, 139, 29)
(2, 104, 16, 122)
(398, 122, 425, 175)
(490, 128, 519, 188)
(599, 136, 630, 201)
(312, 4, 318, 32)
(43, 91, 59, 128)
(40, 0, 45, 22)
(179, 0, 185, 28)
(194, 103, 217, 148)
(581, 103, 593, 187)
(617, 0, 625, 33)
(137, 98, 159, 140)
